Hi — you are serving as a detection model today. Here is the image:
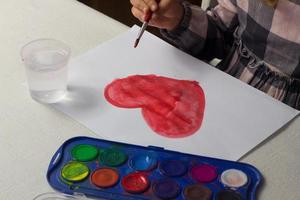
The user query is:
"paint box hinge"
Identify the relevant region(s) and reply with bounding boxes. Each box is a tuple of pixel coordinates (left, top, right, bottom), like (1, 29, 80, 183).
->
(147, 145, 164, 150)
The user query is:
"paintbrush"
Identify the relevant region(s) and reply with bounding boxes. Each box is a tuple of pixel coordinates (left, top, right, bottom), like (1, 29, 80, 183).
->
(134, 11, 153, 48)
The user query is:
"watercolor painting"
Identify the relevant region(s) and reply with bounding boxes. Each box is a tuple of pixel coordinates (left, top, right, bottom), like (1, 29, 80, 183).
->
(104, 74, 206, 138)
(53, 27, 299, 160)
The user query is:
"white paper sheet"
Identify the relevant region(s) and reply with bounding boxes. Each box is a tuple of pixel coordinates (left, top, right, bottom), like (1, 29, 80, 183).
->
(53, 26, 299, 161)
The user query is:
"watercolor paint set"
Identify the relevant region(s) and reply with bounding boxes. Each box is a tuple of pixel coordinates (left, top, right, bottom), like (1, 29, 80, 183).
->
(44, 136, 262, 200)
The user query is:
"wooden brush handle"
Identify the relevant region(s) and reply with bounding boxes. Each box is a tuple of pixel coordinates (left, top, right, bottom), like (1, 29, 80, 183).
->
(144, 11, 153, 23)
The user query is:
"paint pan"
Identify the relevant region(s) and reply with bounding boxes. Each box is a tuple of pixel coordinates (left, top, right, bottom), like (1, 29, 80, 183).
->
(216, 190, 243, 200)
(91, 168, 119, 188)
(152, 178, 181, 199)
(221, 169, 248, 188)
(183, 184, 212, 200)
(159, 160, 187, 177)
(129, 154, 157, 171)
(121, 172, 149, 193)
(60, 162, 89, 182)
(99, 148, 127, 167)
(190, 164, 217, 183)
(71, 144, 98, 162)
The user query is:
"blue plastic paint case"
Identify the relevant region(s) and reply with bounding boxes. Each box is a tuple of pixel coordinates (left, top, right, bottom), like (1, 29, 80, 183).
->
(47, 136, 263, 200)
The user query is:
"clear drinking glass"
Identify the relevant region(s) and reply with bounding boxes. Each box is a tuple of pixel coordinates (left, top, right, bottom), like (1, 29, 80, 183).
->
(21, 39, 71, 103)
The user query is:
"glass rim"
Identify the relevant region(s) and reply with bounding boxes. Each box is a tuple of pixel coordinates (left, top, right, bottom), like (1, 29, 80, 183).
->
(32, 192, 98, 200)
(21, 38, 71, 67)
(32, 192, 78, 200)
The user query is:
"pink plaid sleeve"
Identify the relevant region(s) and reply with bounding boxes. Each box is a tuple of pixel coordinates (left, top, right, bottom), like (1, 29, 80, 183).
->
(161, 0, 238, 60)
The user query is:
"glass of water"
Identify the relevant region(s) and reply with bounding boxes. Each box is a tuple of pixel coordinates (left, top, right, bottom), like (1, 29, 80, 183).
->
(21, 39, 71, 103)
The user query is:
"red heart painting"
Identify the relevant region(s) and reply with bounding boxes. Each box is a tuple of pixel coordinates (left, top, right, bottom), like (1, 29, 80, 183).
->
(104, 75, 205, 138)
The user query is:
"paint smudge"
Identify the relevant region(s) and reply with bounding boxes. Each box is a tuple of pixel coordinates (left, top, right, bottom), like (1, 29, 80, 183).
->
(104, 75, 205, 138)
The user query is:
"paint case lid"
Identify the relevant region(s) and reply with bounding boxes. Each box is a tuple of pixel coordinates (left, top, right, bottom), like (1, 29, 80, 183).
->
(33, 192, 101, 200)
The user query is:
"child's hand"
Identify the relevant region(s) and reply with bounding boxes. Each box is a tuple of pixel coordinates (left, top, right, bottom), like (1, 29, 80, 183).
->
(130, 0, 184, 31)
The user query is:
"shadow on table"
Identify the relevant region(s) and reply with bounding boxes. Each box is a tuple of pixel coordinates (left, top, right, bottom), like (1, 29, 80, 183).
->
(55, 85, 102, 115)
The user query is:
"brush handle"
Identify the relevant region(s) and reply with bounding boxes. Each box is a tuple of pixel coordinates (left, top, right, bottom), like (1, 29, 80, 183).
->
(144, 0, 160, 22)
(144, 11, 153, 23)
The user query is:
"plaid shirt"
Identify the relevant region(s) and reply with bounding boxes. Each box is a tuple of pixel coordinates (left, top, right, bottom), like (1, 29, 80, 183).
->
(161, 0, 300, 109)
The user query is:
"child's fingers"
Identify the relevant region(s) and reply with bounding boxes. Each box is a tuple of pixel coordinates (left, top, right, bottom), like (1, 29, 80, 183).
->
(131, 7, 144, 22)
(130, 0, 154, 13)
(148, 14, 166, 28)
(144, 0, 158, 12)
(157, 0, 174, 13)
(149, 14, 176, 30)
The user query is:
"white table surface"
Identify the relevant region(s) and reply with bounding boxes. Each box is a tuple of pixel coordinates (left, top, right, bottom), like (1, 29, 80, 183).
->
(0, 0, 299, 199)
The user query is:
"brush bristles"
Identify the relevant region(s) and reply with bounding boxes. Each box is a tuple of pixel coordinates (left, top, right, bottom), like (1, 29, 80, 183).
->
(134, 39, 140, 48)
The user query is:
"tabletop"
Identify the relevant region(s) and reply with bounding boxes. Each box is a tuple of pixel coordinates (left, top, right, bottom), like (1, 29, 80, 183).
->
(0, 0, 299, 200)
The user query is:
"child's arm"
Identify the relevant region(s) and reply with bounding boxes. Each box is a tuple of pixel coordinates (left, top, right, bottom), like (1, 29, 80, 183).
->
(160, 0, 239, 61)
(130, 0, 184, 31)
(130, 0, 238, 61)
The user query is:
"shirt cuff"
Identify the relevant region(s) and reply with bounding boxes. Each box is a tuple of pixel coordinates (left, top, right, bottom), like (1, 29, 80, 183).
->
(160, 1, 192, 39)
